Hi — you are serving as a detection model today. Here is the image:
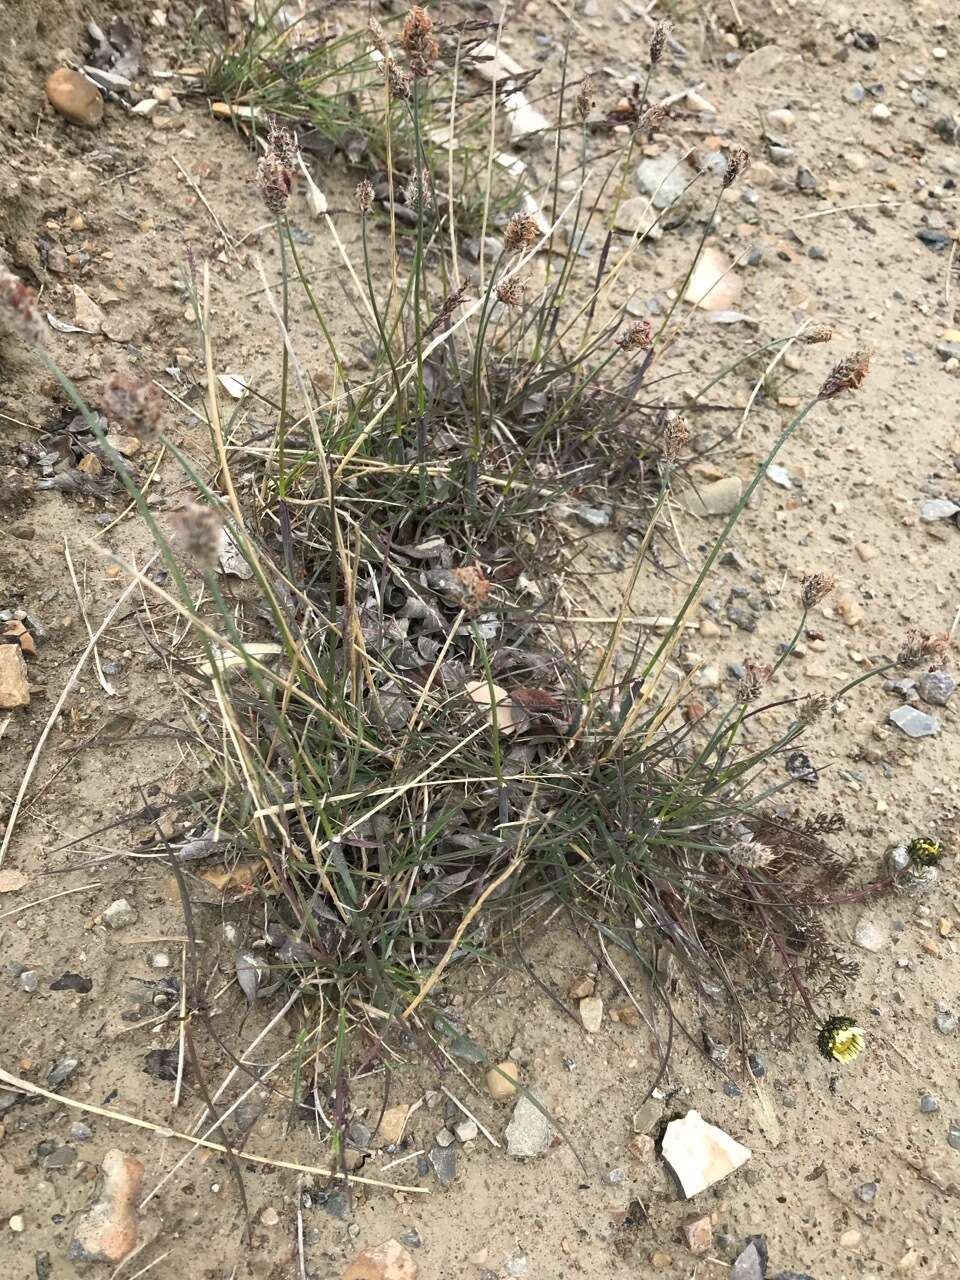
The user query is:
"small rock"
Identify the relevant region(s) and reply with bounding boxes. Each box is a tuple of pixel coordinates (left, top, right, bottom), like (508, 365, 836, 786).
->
(796, 166, 818, 191)
(856, 1181, 878, 1202)
(103, 899, 138, 929)
(46, 68, 104, 127)
(845, 83, 866, 103)
(485, 1060, 519, 1099)
(579, 995, 603, 1033)
(731, 1239, 766, 1280)
(747, 1052, 765, 1079)
(947, 1120, 960, 1150)
(427, 1143, 457, 1186)
(504, 1257, 528, 1278)
(604, 1167, 626, 1184)
(69, 1121, 94, 1142)
(9, 1215, 25, 1233)
(855, 541, 877, 561)
(47, 1056, 79, 1087)
(50, 972, 93, 993)
(687, 475, 742, 516)
(19, 970, 38, 993)
(871, 103, 891, 120)
(767, 108, 795, 130)
(683, 1214, 713, 1254)
(727, 606, 756, 633)
(767, 463, 793, 489)
(917, 671, 955, 707)
(840, 1228, 862, 1248)
(836, 597, 863, 627)
(919, 1093, 940, 1114)
(69, 1149, 143, 1264)
(934, 1010, 957, 1035)
(661, 1110, 751, 1198)
(889, 705, 939, 738)
(505, 1090, 554, 1159)
(41, 1145, 77, 1170)
(632, 1100, 662, 1133)
(920, 498, 960, 522)
(634, 151, 692, 212)
(435, 1127, 455, 1148)
(343, 1238, 418, 1280)
(377, 1105, 409, 1147)
(854, 913, 889, 952)
(0, 644, 31, 708)
(568, 504, 609, 530)
(260, 1207, 279, 1227)
(454, 1118, 478, 1143)
(919, 230, 954, 252)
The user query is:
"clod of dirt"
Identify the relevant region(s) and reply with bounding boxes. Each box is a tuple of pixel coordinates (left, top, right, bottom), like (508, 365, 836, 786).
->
(45, 68, 104, 127)
(661, 1109, 751, 1198)
(485, 1060, 519, 1099)
(342, 1237, 418, 1280)
(0, 643, 30, 707)
(68, 1148, 143, 1264)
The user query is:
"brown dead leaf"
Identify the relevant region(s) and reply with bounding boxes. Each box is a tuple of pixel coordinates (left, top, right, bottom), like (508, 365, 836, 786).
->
(199, 863, 260, 893)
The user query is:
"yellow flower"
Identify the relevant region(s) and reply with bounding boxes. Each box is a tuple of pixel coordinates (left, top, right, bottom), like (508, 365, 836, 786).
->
(818, 1015, 865, 1064)
(907, 837, 941, 868)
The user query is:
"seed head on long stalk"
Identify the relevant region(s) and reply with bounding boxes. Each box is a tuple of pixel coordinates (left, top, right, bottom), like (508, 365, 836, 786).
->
(400, 5, 439, 77)
(818, 349, 871, 399)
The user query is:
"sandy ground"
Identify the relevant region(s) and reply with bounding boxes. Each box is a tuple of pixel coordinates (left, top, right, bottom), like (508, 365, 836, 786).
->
(2, 1, 959, 1277)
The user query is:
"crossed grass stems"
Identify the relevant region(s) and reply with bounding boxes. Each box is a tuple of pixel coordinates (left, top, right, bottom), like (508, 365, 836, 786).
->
(5, 6, 937, 1205)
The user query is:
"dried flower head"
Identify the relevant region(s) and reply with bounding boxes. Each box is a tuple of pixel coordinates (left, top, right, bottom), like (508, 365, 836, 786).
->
(616, 319, 653, 352)
(798, 693, 830, 725)
(368, 16, 390, 58)
(722, 147, 750, 189)
(726, 839, 773, 869)
(575, 76, 594, 123)
(817, 1014, 865, 1065)
(171, 503, 224, 572)
(400, 5, 439, 77)
(896, 628, 950, 670)
(403, 166, 433, 211)
(504, 211, 540, 254)
(800, 572, 835, 610)
(257, 152, 293, 214)
(649, 21, 668, 65)
(453, 564, 492, 616)
(801, 324, 833, 345)
(662, 414, 690, 463)
(424, 282, 470, 338)
(907, 836, 942, 868)
(496, 275, 530, 307)
(736, 660, 772, 704)
(635, 102, 667, 134)
(385, 58, 413, 101)
(103, 373, 162, 445)
(267, 119, 298, 169)
(818, 348, 871, 399)
(0, 270, 43, 345)
(356, 178, 376, 214)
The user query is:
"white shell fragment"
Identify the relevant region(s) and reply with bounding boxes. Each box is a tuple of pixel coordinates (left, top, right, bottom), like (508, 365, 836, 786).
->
(661, 1110, 751, 1198)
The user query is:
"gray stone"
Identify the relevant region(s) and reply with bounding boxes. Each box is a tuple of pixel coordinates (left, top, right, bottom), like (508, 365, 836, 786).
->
(846, 83, 866, 102)
(454, 1118, 478, 1143)
(47, 1056, 79, 1087)
(856, 1181, 877, 1202)
(727, 606, 757, 633)
(428, 1142, 458, 1186)
(920, 497, 960, 521)
(854, 913, 888, 952)
(934, 1011, 957, 1035)
(568, 504, 610, 530)
(796, 166, 818, 191)
(918, 671, 956, 706)
(766, 463, 793, 489)
(41, 1145, 77, 1170)
(948, 1120, 960, 1151)
(935, 341, 960, 361)
(435, 1126, 456, 1147)
(19, 970, 38, 992)
(634, 152, 693, 217)
(730, 1241, 764, 1280)
(505, 1257, 528, 1277)
(920, 1093, 940, 1114)
(505, 1090, 554, 1158)
(767, 145, 795, 166)
(889, 705, 939, 738)
(103, 898, 138, 929)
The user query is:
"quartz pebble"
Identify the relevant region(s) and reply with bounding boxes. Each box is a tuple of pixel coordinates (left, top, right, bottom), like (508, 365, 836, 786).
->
(661, 1110, 751, 1197)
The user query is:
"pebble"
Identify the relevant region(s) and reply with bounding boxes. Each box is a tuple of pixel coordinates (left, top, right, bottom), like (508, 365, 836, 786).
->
(767, 463, 793, 489)
(377, 1105, 409, 1147)
(427, 1143, 457, 1186)
(856, 1181, 878, 1203)
(505, 1090, 554, 1159)
(727, 606, 757, 633)
(871, 103, 891, 120)
(917, 671, 955, 706)
(796, 166, 818, 192)
(19, 971, 38, 993)
(260, 1207, 280, 1227)
(661, 1110, 751, 1198)
(840, 1229, 862, 1248)
(634, 152, 693, 212)
(103, 899, 138, 929)
(948, 1120, 960, 1151)
(846, 82, 866, 103)
(69, 1121, 93, 1142)
(46, 68, 104, 127)
(855, 541, 877, 561)
(919, 1093, 940, 1114)
(579, 995, 603, 1033)
(854, 913, 889, 952)
(933, 1010, 957, 1035)
(731, 1239, 766, 1280)
(0, 644, 31, 709)
(342, 1238, 418, 1280)
(683, 1214, 713, 1254)
(454, 1119, 478, 1143)
(485, 1060, 519, 1099)
(47, 1056, 79, 1087)
(9, 1214, 25, 1233)
(435, 1127, 455, 1148)
(69, 1149, 143, 1264)
(687, 475, 742, 516)
(920, 498, 960, 522)
(888, 705, 939, 738)
(767, 108, 795, 130)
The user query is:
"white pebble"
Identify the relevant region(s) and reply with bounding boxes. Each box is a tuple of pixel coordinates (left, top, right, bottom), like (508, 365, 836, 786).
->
(9, 1215, 25, 1233)
(150, 952, 171, 969)
(932, 47, 947, 59)
(871, 103, 891, 120)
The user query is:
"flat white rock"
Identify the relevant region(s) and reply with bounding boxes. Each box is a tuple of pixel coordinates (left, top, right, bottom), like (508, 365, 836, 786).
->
(661, 1110, 751, 1198)
(686, 475, 743, 517)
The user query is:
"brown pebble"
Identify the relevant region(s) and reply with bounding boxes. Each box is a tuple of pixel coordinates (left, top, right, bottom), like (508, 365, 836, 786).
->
(683, 1214, 713, 1255)
(46, 68, 104, 127)
(0, 644, 31, 708)
(69, 1149, 143, 1264)
(343, 1237, 417, 1280)
(855, 542, 877, 562)
(485, 1059, 519, 1099)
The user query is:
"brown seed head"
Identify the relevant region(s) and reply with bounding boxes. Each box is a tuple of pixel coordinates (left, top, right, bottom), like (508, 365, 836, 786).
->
(798, 693, 830, 725)
(103, 373, 162, 444)
(801, 324, 833, 345)
(257, 152, 293, 214)
(0, 270, 43, 346)
(575, 76, 594, 123)
(818, 348, 871, 399)
(403, 166, 433, 211)
(661, 414, 689, 463)
(172, 503, 224, 572)
(385, 58, 413, 100)
(496, 275, 530, 307)
(616, 319, 653, 352)
(356, 178, 375, 214)
(897, 629, 951, 670)
(649, 21, 668, 65)
(800, 572, 835, 610)
(400, 5, 439, 77)
(368, 16, 390, 58)
(722, 147, 750, 189)
(453, 564, 492, 616)
(504, 211, 540, 254)
(736, 660, 772, 704)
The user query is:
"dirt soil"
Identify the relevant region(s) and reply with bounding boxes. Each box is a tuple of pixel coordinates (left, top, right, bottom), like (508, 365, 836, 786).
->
(2, 1, 960, 1278)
